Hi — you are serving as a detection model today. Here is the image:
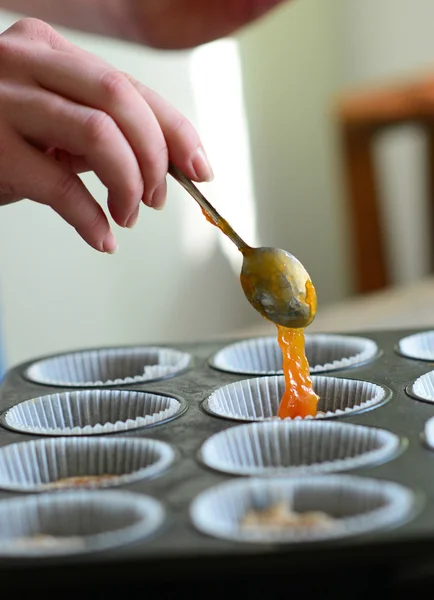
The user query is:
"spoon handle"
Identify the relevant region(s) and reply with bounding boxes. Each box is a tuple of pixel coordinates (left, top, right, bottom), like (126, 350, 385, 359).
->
(168, 162, 249, 251)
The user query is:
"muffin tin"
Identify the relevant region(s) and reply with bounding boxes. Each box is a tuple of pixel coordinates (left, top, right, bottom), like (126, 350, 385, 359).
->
(1, 329, 434, 593)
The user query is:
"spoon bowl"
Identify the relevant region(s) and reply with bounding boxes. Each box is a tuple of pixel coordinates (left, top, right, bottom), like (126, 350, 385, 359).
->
(240, 246, 316, 328)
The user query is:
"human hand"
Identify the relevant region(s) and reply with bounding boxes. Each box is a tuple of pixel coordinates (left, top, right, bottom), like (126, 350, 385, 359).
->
(0, 18, 213, 253)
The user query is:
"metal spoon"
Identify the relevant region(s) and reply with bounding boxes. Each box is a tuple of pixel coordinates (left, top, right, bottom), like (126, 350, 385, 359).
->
(169, 163, 316, 328)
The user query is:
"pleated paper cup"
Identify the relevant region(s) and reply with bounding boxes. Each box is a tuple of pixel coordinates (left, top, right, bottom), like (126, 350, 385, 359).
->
(0, 437, 175, 492)
(210, 334, 378, 375)
(424, 416, 434, 449)
(406, 370, 434, 404)
(190, 475, 414, 544)
(24, 346, 192, 387)
(397, 331, 434, 361)
(200, 421, 400, 476)
(0, 490, 165, 556)
(203, 376, 389, 422)
(1, 389, 184, 436)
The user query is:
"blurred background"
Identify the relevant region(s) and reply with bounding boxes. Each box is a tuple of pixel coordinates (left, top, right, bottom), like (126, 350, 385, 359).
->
(1, 0, 434, 373)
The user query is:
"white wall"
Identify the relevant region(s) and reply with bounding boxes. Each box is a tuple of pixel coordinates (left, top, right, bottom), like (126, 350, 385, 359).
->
(0, 12, 258, 368)
(237, 0, 349, 307)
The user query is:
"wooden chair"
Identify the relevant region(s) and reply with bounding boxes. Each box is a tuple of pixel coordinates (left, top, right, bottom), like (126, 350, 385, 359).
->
(336, 74, 434, 294)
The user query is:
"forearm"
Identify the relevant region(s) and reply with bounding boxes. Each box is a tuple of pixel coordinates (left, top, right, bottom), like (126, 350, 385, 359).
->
(0, 0, 136, 40)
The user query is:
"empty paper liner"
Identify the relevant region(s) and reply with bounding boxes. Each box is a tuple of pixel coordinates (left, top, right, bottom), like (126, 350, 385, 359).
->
(0, 490, 165, 556)
(210, 334, 378, 375)
(0, 437, 175, 492)
(200, 421, 400, 476)
(424, 416, 434, 448)
(1, 389, 184, 436)
(397, 331, 434, 361)
(204, 375, 389, 421)
(24, 346, 192, 387)
(190, 475, 414, 544)
(406, 370, 434, 404)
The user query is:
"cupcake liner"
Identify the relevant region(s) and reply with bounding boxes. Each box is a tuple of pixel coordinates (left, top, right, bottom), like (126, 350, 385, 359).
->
(0, 437, 175, 492)
(210, 334, 378, 375)
(397, 331, 434, 361)
(1, 390, 184, 436)
(200, 421, 400, 476)
(424, 416, 434, 448)
(204, 376, 389, 422)
(24, 346, 192, 387)
(407, 370, 434, 404)
(190, 475, 414, 544)
(0, 490, 165, 556)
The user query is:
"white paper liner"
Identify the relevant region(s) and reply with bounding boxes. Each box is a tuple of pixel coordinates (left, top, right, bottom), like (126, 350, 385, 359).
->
(2, 390, 183, 436)
(210, 334, 378, 375)
(425, 416, 434, 448)
(190, 475, 414, 544)
(408, 370, 434, 403)
(0, 490, 165, 556)
(0, 437, 175, 492)
(24, 346, 192, 387)
(397, 331, 434, 361)
(200, 421, 400, 476)
(205, 375, 388, 421)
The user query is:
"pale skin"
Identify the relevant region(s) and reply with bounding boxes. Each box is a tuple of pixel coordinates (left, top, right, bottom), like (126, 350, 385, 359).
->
(0, 1, 286, 253)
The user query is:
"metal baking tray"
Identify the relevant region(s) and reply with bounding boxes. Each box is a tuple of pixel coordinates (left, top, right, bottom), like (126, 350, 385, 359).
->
(1, 327, 434, 596)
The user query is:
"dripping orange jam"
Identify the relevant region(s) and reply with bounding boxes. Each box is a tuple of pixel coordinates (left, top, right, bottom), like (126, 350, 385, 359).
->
(276, 326, 319, 419)
(277, 278, 319, 419)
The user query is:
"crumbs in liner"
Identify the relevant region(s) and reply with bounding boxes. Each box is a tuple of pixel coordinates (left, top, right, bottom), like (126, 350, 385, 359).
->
(8, 535, 86, 550)
(41, 474, 120, 489)
(240, 501, 335, 529)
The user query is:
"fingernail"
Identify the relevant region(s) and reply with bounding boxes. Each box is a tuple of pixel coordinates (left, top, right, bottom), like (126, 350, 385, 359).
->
(103, 230, 118, 254)
(126, 206, 140, 228)
(192, 147, 214, 182)
(151, 181, 167, 210)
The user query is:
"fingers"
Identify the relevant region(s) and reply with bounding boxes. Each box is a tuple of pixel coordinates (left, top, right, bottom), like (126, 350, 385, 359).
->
(28, 44, 214, 207)
(0, 129, 117, 253)
(36, 28, 215, 186)
(5, 86, 144, 227)
(29, 50, 171, 215)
